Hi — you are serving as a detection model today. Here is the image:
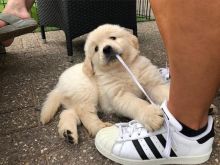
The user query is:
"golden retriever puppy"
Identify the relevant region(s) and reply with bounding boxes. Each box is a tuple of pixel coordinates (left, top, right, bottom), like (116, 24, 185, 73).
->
(40, 24, 169, 144)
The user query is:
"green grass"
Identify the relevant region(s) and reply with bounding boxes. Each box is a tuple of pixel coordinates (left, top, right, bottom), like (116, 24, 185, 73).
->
(137, 15, 155, 22)
(30, 4, 38, 22)
(137, 16, 148, 22)
(0, 4, 5, 12)
(0, 0, 6, 11)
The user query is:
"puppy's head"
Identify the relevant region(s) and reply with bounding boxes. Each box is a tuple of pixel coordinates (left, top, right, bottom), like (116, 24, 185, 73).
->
(83, 24, 139, 76)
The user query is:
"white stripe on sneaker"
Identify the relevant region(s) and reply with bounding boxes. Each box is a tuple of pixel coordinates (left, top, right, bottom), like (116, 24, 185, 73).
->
(144, 137, 163, 159)
(133, 134, 177, 160)
(132, 139, 149, 160)
(156, 134, 177, 157)
(138, 138, 156, 159)
(149, 136, 167, 157)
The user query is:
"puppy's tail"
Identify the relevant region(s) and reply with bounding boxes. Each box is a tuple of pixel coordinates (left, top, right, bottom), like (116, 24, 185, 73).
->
(40, 89, 62, 125)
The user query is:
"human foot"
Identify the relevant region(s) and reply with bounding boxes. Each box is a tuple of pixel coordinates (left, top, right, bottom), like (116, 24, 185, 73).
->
(95, 101, 214, 165)
(0, 1, 31, 46)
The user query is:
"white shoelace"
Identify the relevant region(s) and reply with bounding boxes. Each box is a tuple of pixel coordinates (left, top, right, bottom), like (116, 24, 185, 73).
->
(115, 55, 174, 158)
(116, 54, 156, 105)
(116, 120, 144, 139)
(163, 115, 174, 157)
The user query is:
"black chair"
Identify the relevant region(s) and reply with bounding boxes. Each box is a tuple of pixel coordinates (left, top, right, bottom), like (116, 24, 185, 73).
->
(37, 0, 137, 60)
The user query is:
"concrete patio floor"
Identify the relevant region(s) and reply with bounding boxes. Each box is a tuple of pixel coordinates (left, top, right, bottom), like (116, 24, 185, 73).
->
(0, 21, 219, 165)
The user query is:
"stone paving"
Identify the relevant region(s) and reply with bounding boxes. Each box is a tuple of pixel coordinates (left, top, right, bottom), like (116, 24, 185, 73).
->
(0, 21, 219, 165)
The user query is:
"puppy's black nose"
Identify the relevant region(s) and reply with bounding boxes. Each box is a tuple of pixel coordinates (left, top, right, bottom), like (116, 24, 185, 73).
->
(103, 45, 113, 55)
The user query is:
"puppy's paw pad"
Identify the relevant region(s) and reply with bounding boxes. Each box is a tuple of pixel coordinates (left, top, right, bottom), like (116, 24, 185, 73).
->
(63, 130, 77, 144)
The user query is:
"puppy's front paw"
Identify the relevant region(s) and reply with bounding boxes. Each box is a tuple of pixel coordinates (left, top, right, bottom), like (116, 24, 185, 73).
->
(138, 104, 164, 132)
(87, 122, 113, 137)
(58, 123, 78, 144)
(63, 130, 77, 144)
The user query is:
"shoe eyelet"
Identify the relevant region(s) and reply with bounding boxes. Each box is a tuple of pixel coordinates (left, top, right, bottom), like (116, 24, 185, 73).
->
(138, 133, 140, 136)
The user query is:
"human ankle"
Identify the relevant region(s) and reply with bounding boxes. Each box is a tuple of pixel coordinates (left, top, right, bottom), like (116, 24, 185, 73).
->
(178, 120, 208, 137)
(167, 101, 208, 130)
(177, 116, 208, 131)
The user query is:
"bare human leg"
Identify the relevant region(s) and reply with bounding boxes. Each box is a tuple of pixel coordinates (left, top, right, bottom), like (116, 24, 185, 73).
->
(150, 0, 220, 130)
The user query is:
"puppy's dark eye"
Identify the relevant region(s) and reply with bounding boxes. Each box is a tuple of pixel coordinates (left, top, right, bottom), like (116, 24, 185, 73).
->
(95, 46, 98, 52)
(110, 36, 116, 40)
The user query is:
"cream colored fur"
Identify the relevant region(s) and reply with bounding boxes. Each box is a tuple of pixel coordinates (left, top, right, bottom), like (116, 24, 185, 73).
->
(40, 24, 169, 144)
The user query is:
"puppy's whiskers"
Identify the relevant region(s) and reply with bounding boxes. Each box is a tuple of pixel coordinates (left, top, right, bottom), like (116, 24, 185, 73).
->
(115, 54, 156, 105)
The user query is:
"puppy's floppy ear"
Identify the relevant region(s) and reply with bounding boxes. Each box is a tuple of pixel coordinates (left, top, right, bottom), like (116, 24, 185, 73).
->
(128, 33, 139, 50)
(83, 55, 94, 77)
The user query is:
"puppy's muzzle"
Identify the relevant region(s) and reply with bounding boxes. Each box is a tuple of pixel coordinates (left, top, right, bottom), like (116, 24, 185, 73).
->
(103, 45, 113, 55)
(103, 45, 119, 62)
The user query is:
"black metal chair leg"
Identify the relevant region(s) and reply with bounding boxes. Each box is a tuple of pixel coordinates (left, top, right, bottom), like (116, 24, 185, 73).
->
(133, 26, 138, 37)
(0, 44, 6, 57)
(65, 36, 73, 62)
(40, 26, 46, 43)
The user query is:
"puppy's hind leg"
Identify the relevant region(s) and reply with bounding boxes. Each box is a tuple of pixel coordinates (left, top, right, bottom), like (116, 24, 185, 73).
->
(41, 89, 62, 124)
(58, 109, 80, 144)
(77, 104, 112, 137)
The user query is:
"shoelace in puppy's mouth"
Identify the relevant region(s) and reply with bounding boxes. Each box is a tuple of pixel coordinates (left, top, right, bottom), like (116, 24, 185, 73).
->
(115, 54, 155, 105)
(115, 54, 176, 157)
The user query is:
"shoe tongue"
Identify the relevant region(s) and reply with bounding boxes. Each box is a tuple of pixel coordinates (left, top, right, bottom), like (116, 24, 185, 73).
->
(161, 101, 182, 131)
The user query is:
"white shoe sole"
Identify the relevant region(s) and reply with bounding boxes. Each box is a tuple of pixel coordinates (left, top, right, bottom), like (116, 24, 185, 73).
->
(95, 140, 212, 165)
